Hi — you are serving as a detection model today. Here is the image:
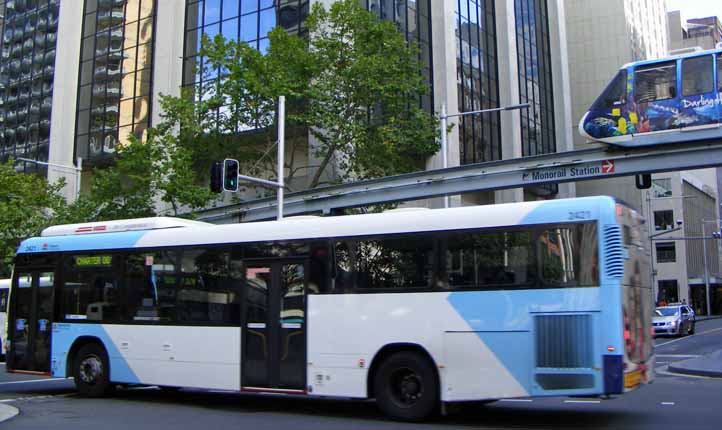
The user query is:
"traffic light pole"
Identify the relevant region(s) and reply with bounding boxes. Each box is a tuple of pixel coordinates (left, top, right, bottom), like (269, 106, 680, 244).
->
(227, 96, 286, 221)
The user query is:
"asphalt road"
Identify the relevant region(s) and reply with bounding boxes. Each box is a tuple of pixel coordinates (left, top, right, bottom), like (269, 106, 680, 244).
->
(0, 319, 721, 429)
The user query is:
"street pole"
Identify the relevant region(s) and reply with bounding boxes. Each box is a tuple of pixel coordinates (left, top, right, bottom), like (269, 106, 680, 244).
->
(702, 221, 711, 315)
(437, 103, 530, 209)
(277, 96, 285, 221)
(440, 104, 448, 208)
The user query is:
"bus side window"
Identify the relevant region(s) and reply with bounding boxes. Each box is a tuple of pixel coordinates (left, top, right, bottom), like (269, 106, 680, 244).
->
(717, 54, 722, 92)
(682, 55, 713, 96)
(634, 61, 677, 103)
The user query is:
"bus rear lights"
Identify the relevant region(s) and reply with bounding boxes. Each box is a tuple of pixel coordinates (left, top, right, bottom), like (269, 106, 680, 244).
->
(358, 359, 365, 368)
(607, 346, 616, 352)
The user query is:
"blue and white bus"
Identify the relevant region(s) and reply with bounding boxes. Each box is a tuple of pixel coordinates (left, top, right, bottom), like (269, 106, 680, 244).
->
(6, 196, 653, 420)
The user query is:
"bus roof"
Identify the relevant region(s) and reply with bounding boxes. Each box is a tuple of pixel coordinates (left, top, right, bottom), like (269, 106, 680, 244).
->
(41, 217, 211, 237)
(18, 196, 617, 255)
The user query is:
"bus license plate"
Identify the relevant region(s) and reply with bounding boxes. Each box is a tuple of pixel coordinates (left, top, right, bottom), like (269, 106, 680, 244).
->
(624, 370, 642, 389)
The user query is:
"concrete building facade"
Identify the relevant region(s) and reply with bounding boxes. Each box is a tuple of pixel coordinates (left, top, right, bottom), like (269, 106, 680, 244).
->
(565, 0, 722, 314)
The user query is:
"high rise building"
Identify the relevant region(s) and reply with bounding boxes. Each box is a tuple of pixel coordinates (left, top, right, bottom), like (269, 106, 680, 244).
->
(1, 0, 574, 208)
(565, 0, 722, 314)
(0, 0, 61, 175)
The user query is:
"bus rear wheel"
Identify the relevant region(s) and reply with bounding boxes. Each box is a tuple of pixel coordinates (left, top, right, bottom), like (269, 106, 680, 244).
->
(74, 343, 114, 397)
(373, 351, 439, 421)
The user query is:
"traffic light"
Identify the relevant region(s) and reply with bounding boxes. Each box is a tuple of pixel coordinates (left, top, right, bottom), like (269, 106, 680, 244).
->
(223, 158, 239, 192)
(210, 161, 222, 193)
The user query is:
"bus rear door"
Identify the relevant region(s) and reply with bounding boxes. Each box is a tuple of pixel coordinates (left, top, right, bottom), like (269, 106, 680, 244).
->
(7, 270, 55, 373)
(242, 261, 307, 392)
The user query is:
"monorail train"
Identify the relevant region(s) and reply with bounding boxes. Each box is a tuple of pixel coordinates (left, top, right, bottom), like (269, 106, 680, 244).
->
(579, 44, 722, 146)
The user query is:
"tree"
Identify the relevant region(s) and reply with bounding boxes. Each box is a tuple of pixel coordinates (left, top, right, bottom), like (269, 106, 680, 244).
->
(301, 0, 439, 187)
(0, 161, 68, 277)
(157, 0, 438, 192)
(76, 129, 219, 221)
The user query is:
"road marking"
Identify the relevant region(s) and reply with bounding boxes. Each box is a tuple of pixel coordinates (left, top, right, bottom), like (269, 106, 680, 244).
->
(661, 402, 675, 406)
(656, 365, 716, 379)
(0, 393, 75, 403)
(656, 354, 701, 358)
(0, 378, 70, 386)
(499, 399, 533, 403)
(656, 327, 722, 348)
(564, 400, 600, 404)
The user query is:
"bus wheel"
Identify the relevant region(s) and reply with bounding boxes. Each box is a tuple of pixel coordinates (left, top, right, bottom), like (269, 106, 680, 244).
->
(74, 343, 114, 397)
(374, 351, 439, 421)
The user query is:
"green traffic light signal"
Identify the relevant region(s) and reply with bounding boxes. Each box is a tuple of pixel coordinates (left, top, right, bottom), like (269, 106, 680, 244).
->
(223, 159, 239, 192)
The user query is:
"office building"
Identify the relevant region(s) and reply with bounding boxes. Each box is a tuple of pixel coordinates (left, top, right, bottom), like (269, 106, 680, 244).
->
(1, 0, 574, 208)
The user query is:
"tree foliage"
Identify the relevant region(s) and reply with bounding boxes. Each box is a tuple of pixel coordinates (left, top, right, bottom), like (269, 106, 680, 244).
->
(161, 0, 439, 190)
(0, 161, 67, 276)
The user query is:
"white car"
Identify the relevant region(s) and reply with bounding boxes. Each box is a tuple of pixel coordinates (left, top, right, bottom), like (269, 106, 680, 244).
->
(653, 304, 696, 337)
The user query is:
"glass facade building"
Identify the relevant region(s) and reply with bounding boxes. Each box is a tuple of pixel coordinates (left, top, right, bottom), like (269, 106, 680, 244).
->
(0, 0, 60, 174)
(183, 0, 309, 96)
(75, 0, 155, 164)
(455, 0, 501, 165)
(363, 0, 433, 113)
(514, 0, 555, 157)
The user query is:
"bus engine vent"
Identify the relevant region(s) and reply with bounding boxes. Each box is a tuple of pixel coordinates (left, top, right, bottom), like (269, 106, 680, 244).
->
(535, 314, 593, 369)
(603, 225, 624, 279)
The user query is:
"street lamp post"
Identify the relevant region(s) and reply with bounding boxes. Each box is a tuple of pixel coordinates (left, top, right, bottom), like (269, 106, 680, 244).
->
(438, 103, 530, 208)
(15, 157, 83, 199)
(701, 219, 722, 316)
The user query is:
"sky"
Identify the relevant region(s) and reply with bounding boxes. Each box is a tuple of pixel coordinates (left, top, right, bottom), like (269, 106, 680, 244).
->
(666, 0, 722, 21)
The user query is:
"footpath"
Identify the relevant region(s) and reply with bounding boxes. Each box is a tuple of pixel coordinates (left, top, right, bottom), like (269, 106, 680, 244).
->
(0, 404, 19, 423)
(667, 315, 722, 378)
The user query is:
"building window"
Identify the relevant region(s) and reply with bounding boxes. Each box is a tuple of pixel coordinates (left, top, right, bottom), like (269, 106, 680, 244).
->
(515, 0, 556, 157)
(654, 210, 674, 231)
(363, 0, 433, 113)
(656, 242, 676, 263)
(182, 0, 309, 131)
(75, 0, 156, 163)
(0, 0, 60, 174)
(652, 178, 672, 197)
(657, 279, 679, 305)
(455, 0, 501, 164)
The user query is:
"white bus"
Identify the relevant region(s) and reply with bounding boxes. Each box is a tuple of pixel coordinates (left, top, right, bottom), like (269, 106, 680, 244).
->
(6, 197, 654, 420)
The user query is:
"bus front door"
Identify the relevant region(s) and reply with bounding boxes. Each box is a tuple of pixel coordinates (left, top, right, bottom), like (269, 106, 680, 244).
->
(8, 270, 54, 373)
(242, 262, 306, 392)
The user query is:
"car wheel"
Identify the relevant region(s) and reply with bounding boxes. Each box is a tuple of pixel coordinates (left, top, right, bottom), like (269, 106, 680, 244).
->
(688, 321, 695, 335)
(73, 343, 114, 397)
(374, 351, 439, 421)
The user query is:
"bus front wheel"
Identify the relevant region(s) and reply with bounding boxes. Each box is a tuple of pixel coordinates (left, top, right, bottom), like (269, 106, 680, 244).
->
(373, 351, 439, 421)
(73, 343, 114, 397)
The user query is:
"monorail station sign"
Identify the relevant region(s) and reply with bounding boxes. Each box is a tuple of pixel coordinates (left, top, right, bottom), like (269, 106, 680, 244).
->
(521, 160, 615, 183)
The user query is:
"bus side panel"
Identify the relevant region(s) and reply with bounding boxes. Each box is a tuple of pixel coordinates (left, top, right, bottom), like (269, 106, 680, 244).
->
(307, 289, 603, 402)
(307, 292, 528, 401)
(52, 323, 240, 390)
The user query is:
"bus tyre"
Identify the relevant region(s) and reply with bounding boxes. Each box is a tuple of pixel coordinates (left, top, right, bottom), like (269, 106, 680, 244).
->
(374, 351, 439, 421)
(74, 343, 113, 397)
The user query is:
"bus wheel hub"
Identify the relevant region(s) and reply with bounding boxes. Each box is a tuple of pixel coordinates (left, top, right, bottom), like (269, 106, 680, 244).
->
(79, 355, 103, 384)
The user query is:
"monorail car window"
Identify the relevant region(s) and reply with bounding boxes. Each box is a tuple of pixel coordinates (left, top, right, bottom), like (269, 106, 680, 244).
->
(634, 61, 677, 103)
(717, 54, 722, 91)
(591, 70, 627, 109)
(682, 55, 713, 97)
